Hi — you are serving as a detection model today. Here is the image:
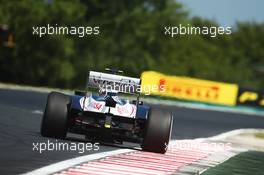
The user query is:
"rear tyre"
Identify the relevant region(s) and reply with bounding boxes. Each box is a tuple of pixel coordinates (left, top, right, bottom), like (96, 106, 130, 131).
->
(41, 92, 70, 139)
(142, 108, 173, 153)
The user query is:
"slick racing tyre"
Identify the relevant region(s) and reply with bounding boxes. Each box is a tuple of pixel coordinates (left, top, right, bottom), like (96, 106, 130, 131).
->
(142, 108, 173, 153)
(41, 92, 70, 139)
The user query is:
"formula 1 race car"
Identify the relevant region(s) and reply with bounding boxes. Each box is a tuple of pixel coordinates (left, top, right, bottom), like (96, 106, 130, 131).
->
(41, 69, 173, 153)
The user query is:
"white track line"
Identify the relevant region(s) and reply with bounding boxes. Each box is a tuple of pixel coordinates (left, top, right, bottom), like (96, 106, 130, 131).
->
(196, 128, 264, 141)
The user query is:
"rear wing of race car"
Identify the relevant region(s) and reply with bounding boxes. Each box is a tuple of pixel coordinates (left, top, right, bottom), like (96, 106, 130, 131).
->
(87, 71, 141, 94)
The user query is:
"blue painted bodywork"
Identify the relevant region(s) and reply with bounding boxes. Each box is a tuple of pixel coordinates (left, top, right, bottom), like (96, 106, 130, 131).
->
(70, 95, 83, 110)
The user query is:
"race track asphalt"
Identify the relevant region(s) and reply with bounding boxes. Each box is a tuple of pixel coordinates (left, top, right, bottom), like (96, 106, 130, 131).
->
(0, 88, 264, 174)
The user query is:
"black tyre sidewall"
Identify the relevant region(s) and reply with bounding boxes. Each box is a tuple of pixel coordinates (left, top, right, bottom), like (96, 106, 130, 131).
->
(41, 92, 70, 139)
(142, 108, 173, 153)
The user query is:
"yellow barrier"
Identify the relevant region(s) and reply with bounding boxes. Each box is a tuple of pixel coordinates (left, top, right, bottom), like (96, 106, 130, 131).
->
(237, 89, 264, 107)
(141, 71, 239, 106)
(238, 91, 258, 103)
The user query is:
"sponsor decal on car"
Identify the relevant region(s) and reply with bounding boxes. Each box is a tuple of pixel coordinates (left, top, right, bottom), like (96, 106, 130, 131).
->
(92, 102, 103, 110)
(79, 96, 137, 117)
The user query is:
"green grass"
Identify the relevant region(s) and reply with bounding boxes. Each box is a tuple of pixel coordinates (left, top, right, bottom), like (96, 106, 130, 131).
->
(255, 133, 264, 139)
(202, 151, 264, 175)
